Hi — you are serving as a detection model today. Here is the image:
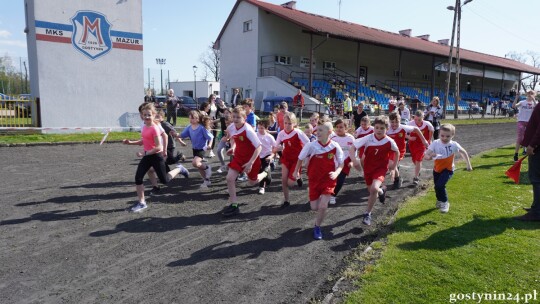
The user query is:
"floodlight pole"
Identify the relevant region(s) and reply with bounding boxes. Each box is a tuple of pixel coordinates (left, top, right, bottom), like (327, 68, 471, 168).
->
(443, 0, 458, 119)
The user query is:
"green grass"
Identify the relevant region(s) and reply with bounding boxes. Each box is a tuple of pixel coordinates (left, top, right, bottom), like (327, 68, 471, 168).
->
(441, 117, 516, 125)
(345, 146, 540, 304)
(0, 117, 191, 144)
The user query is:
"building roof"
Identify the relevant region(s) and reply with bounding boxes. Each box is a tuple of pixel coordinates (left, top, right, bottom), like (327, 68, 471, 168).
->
(216, 0, 540, 75)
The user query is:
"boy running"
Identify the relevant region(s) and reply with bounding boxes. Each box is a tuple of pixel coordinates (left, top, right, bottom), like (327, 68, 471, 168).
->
(329, 119, 355, 204)
(424, 124, 472, 213)
(350, 115, 399, 226)
(407, 110, 434, 185)
(294, 121, 344, 240)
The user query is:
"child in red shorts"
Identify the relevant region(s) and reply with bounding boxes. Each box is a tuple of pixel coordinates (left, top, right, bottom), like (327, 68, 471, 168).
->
(222, 106, 269, 217)
(273, 112, 309, 208)
(407, 110, 434, 185)
(329, 118, 355, 204)
(350, 115, 399, 226)
(387, 111, 428, 189)
(294, 121, 344, 240)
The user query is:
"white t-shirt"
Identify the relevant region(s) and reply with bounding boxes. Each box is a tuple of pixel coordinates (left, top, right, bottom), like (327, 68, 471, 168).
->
(257, 132, 277, 158)
(330, 133, 355, 159)
(399, 106, 411, 121)
(516, 100, 537, 122)
(427, 140, 463, 172)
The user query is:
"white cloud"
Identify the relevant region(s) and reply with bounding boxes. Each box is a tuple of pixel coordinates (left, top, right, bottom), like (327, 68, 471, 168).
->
(0, 30, 12, 38)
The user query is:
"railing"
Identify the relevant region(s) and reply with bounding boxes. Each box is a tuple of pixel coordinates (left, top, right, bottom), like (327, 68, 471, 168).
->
(0, 96, 38, 128)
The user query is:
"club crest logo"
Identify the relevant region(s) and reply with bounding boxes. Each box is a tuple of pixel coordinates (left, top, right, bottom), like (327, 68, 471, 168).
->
(239, 135, 244, 141)
(71, 11, 112, 60)
(328, 153, 334, 159)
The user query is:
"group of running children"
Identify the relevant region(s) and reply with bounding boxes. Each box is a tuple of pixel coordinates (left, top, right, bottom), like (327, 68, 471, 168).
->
(124, 99, 472, 240)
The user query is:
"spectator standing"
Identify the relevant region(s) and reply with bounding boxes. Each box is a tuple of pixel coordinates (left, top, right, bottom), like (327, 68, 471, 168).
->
(343, 93, 353, 122)
(352, 102, 367, 130)
(512, 90, 538, 161)
(424, 97, 443, 139)
(397, 101, 411, 124)
(230, 88, 242, 108)
(144, 90, 154, 103)
(388, 96, 398, 113)
(165, 89, 179, 126)
(293, 89, 305, 122)
(411, 95, 421, 113)
(514, 102, 540, 221)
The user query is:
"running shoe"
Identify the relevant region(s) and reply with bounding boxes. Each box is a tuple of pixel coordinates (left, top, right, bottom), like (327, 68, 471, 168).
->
(237, 173, 248, 182)
(200, 179, 211, 188)
(175, 151, 186, 163)
(329, 196, 336, 205)
(413, 177, 420, 185)
(378, 188, 386, 204)
(297, 178, 303, 187)
(217, 165, 228, 174)
(148, 186, 161, 196)
(223, 204, 240, 217)
(439, 201, 450, 213)
(258, 187, 265, 194)
(313, 226, 323, 240)
(362, 213, 372, 226)
(208, 150, 215, 158)
(514, 153, 519, 162)
(130, 202, 147, 213)
(435, 201, 442, 209)
(177, 164, 189, 178)
(393, 176, 401, 189)
(280, 201, 290, 209)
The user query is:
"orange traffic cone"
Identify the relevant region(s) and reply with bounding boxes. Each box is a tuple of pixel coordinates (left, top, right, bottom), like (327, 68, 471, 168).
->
(505, 156, 528, 184)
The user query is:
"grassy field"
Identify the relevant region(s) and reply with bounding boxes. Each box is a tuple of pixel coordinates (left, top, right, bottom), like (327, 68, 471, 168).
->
(345, 146, 540, 304)
(0, 117, 191, 144)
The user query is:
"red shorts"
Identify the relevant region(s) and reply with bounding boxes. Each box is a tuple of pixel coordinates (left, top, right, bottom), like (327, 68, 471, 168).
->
(308, 177, 337, 201)
(229, 157, 262, 181)
(342, 157, 352, 176)
(364, 169, 386, 186)
(282, 157, 300, 181)
(409, 146, 425, 163)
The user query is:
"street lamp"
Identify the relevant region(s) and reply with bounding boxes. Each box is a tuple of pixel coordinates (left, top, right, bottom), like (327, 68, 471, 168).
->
(156, 58, 166, 95)
(444, 0, 473, 119)
(193, 65, 198, 105)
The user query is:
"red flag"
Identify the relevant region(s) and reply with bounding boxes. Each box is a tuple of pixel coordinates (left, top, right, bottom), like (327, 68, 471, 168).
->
(505, 156, 528, 184)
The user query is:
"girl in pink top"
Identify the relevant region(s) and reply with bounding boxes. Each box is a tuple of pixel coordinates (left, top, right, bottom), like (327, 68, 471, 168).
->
(123, 103, 188, 212)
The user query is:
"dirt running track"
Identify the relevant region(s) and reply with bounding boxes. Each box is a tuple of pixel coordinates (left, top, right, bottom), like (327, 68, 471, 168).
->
(0, 123, 516, 304)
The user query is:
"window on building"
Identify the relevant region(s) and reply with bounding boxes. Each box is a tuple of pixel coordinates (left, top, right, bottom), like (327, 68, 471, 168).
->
(243, 20, 252, 32)
(275, 55, 291, 65)
(323, 61, 336, 69)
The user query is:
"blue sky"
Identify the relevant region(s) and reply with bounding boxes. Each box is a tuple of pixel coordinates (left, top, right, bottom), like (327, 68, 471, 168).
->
(1, 0, 539, 84)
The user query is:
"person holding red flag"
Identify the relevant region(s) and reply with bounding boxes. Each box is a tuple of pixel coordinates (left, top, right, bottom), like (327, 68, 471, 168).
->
(514, 100, 540, 221)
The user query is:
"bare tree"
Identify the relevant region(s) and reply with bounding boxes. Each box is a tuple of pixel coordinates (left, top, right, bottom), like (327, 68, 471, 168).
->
(506, 50, 540, 91)
(199, 42, 220, 82)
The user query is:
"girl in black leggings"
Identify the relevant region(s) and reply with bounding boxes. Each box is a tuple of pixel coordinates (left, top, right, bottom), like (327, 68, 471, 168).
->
(123, 103, 188, 212)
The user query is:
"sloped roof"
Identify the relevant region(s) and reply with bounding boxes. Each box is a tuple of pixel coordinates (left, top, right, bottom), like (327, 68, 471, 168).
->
(216, 0, 540, 75)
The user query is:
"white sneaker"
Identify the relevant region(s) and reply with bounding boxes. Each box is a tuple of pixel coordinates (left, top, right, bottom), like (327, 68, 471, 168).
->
(217, 165, 228, 174)
(439, 201, 450, 213)
(435, 201, 442, 209)
(208, 151, 215, 158)
(329, 196, 336, 205)
(258, 187, 265, 194)
(205, 164, 212, 179)
(130, 202, 147, 213)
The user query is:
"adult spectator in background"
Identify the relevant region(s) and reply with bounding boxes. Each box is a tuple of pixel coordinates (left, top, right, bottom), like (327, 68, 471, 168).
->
(206, 94, 220, 158)
(165, 89, 179, 126)
(424, 96, 443, 139)
(230, 88, 242, 107)
(388, 96, 397, 113)
(293, 89, 305, 122)
(144, 90, 154, 103)
(398, 101, 410, 124)
(352, 102, 367, 130)
(512, 90, 538, 161)
(343, 93, 353, 123)
(514, 101, 540, 221)
(411, 95, 421, 113)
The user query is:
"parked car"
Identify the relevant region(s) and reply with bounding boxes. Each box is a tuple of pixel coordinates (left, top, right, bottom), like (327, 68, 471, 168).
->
(178, 96, 198, 115)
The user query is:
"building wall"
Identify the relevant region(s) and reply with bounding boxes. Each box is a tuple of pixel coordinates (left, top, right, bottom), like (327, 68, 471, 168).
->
(169, 81, 220, 98)
(219, 1, 259, 105)
(25, 0, 143, 129)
